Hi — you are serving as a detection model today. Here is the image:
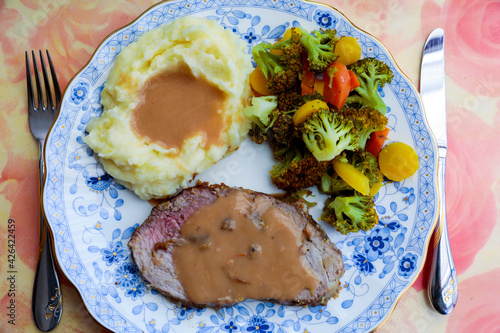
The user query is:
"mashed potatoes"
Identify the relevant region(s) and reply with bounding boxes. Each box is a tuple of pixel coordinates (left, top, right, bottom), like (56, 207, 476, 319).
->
(84, 17, 253, 200)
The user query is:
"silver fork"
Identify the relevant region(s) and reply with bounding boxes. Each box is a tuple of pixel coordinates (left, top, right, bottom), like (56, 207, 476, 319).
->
(26, 50, 63, 331)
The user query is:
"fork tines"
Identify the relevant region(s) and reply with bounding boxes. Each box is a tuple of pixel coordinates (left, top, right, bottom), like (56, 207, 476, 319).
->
(25, 50, 61, 112)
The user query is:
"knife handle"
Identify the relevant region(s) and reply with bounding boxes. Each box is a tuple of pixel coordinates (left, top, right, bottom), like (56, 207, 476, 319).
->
(427, 150, 458, 314)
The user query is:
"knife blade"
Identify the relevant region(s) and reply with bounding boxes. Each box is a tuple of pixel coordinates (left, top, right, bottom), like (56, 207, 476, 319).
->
(420, 28, 458, 315)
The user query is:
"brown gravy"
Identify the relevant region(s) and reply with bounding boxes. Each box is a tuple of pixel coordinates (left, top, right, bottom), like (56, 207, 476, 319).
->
(131, 70, 226, 150)
(172, 191, 318, 304)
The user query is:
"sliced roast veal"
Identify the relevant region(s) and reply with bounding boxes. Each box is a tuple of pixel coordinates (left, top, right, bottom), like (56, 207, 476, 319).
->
(128, 183, 344, 307)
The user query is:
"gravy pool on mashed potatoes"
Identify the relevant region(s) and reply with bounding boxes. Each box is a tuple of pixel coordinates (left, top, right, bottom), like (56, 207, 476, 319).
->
(84, 16, 253, 200)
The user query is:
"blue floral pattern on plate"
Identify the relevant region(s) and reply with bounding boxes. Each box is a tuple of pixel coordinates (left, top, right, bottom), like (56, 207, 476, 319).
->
(43, 1, 438, 332)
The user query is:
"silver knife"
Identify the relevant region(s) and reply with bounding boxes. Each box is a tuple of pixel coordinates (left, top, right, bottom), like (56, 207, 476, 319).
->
(420, 28, 458, 314)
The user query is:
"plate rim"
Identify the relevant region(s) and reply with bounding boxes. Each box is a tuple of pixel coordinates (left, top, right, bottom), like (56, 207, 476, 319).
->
(41, 0, 440, 331)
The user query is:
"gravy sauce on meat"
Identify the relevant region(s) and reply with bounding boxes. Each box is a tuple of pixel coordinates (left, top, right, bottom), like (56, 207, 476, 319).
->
(131, 70, 226, 150)
(173, 190, 319, 304)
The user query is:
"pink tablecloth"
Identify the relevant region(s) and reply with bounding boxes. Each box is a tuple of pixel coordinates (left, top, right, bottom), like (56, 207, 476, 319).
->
(1, 0, 499, 332)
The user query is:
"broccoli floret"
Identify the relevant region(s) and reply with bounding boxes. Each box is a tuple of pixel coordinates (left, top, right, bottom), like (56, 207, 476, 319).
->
(245, 96, 279, 143)
(252, 32, 303, 94)
(270, 145, 328, 192)
(342, 107, 388, 149)
(269, 92, 326, 149)
(283, 189, 317, 208)
(253, 48, 298, 94)
(269, 111, 300, 150)
(298, 27, 339, 74)
(244, 96, 279, 131)
(319, 149, 381, 195)
(276, 90, 302, 113)
(270, 31, 304, 72)
(248, 124, 265, 144)
(347, 58, 393, 114)
(346, 149, 382, 187)
(320, 171, 352, 195)
(321, 193, 378, 234)
(300, 109, 359, 162)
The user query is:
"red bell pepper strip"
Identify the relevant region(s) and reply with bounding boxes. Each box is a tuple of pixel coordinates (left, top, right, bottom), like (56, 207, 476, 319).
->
(301, 52, 315, 96)
(323, 61, 351, 110)
(348, 69, 360, 89)
(366, 127, 390, 159)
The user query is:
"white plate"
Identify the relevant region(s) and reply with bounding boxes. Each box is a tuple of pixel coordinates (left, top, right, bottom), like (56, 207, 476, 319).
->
(43, 1, 438, 332)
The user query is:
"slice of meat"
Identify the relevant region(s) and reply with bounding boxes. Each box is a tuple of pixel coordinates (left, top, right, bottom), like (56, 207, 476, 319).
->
(128, 183, 344, 307)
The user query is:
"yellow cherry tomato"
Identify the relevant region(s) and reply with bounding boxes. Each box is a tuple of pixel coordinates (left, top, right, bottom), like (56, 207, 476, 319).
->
(292, 99, 329, 126)
(332, 158, 370, 195)
(250, 66, 272, 96)
(335, 36, 362, 66)
(378, 142, 419, 182)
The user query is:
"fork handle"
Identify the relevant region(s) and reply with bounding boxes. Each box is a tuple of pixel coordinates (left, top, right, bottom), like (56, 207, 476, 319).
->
(33, 143, 62, 331)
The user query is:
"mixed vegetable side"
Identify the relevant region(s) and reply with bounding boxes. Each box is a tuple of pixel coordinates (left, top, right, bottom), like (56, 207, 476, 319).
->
(244, 27, 419, 235)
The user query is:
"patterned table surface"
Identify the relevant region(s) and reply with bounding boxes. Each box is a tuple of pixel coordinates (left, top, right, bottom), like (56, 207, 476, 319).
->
(1, 0, 499, 332)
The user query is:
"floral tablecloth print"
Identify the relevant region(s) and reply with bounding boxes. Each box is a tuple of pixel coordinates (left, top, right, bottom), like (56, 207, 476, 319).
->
(1, 0, 499, 332)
